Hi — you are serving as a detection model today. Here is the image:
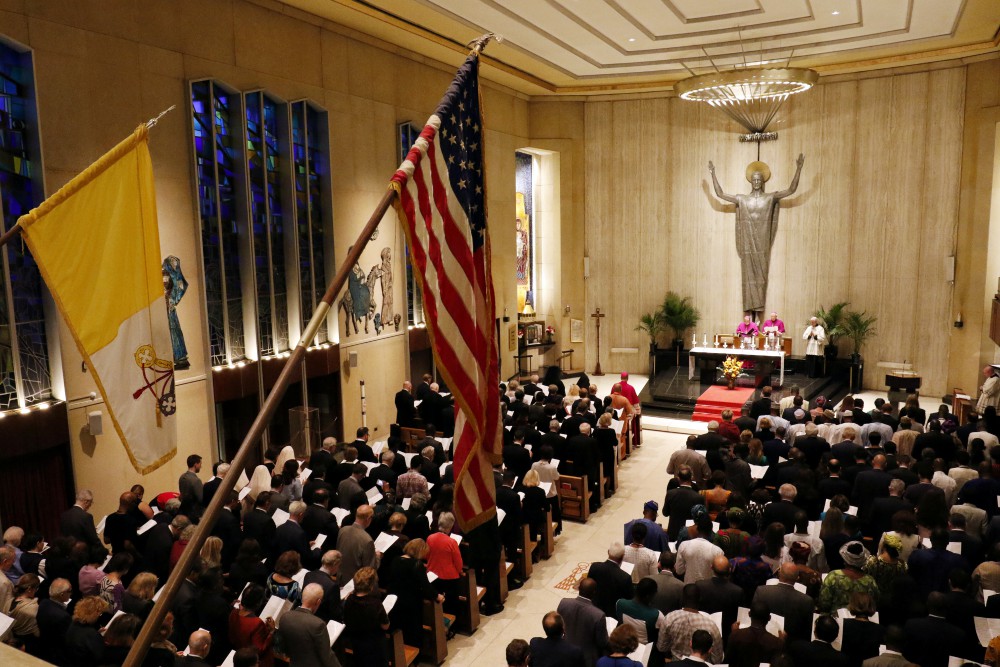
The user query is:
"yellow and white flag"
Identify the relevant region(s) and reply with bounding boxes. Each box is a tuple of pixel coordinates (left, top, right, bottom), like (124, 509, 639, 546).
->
(18, 124, 176, 473)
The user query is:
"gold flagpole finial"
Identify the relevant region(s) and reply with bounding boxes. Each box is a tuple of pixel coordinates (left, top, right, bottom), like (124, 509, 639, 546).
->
(467, 33, 501, 56)
(145, 105, 177, 129)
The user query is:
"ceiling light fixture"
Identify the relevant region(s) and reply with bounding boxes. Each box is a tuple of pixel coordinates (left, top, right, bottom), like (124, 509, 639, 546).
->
(832, 10, 840, 15)
(675, 66, 818, 142)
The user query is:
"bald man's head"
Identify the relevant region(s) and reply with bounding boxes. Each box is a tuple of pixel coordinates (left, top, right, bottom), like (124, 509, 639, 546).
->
(188, 630, 212, 657)
(778, 562, 799, 584)
(711, 555, 731, 577)
(301, 582, 325, 611)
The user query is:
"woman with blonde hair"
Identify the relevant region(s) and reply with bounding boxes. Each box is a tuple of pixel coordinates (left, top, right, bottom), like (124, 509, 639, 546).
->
(200, 535, 224, 571)
(531, 444, 562, 535)
(344, 567, 391, 667)
(121, 571, 158, 620)
(521, 469, 549, 542)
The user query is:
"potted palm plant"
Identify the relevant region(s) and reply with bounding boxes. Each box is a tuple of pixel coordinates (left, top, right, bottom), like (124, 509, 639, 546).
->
(635, 312, 664, 356)
(659, 292, 700, 363)
(843, 310, 878, 362)
(814, 302, 849, 359)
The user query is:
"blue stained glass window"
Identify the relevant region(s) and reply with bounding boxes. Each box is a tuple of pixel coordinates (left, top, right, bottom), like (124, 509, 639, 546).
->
(244, 92, 289, 357)
(0, 41, 50, 410)
(191, 80, 245, 366)
(291, 101, 331, 344)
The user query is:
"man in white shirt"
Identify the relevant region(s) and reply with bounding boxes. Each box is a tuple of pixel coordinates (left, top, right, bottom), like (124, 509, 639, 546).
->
(675, 515, 723, 584)
(802, 317, 826, 379)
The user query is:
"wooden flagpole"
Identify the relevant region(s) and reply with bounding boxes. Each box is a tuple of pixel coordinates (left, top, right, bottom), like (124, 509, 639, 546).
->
(124, 187, 397, 664)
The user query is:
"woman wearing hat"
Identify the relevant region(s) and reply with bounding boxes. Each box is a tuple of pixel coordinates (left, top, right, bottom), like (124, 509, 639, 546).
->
(863, 534, 907, 610)
(787, 541, 822, 598)
(818, 541, 879, 612)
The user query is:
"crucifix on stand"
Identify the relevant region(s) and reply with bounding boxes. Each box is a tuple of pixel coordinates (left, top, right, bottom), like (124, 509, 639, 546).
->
(592, 307, 606, 376)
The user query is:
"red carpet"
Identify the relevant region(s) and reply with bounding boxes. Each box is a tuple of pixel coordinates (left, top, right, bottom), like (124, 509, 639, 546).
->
(692, 385, 755, 422)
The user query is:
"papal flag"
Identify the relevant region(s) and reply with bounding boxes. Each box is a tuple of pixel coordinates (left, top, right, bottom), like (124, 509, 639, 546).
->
(18, 124, 176, 473)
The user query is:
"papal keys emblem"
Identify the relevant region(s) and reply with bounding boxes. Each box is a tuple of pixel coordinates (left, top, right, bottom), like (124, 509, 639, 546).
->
(133, 344, 176, 425)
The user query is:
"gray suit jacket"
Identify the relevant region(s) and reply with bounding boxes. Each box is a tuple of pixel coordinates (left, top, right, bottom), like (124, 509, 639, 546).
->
(648, 571, 684, 614)
(862, 652, 910, 667)
(276, 607, 341, 667)
(752, 582, 815, 642)
(335, 523, 377, 586)
(556, 595, 608, 667)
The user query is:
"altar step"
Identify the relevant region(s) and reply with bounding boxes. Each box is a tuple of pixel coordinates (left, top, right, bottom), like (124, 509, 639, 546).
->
(692, 385, 755, 423)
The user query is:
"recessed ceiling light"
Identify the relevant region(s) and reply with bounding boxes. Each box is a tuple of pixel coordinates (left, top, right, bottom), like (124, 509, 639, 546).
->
(628, 38, 636, 42)
(832, 10, 840, 15)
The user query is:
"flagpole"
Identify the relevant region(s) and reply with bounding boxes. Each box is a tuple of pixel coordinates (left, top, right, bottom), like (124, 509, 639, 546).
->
(0, 105, 176, 251)
(125, 187, 398, 665)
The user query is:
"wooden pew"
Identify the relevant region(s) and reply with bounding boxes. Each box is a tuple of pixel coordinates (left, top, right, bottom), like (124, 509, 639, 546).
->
(559, 474, 591, 522)
(514, 521, 536, 580)
(597, 461, 606, 506)
(336, 628, 415, 667)
(400, 426, 425, 452)
(540, 507, 557, 559)
(498, 547, 512, 603)
(420, 598, 448, 665)
(454, 567, 482, 635)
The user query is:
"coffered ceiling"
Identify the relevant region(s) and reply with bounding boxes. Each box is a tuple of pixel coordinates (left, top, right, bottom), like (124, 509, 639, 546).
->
(279, 0, 1000, 95)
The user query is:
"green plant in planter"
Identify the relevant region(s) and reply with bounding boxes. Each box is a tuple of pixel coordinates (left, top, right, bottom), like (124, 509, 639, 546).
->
(658, 292, 700, 346)
(635, 312, 664, 350)
(842, 310, 878, 360)
(814, 302, 850, 354)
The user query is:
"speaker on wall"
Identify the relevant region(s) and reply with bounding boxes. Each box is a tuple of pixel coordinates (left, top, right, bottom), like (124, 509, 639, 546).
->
(349, 351, 358, 368)
(88, 411, 103, 436)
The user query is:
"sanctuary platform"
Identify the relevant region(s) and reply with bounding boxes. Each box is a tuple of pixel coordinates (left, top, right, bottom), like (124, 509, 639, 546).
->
(640, 363, 850, 420)
(692, 385, 755, 422)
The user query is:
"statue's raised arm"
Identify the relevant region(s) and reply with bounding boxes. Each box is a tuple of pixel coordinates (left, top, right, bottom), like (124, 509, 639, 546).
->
(708, 160, 738, 204)
(773, 153, 805, 200)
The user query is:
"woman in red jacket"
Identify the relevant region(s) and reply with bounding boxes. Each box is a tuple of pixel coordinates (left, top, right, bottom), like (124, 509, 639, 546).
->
(426, 511, 463, 616)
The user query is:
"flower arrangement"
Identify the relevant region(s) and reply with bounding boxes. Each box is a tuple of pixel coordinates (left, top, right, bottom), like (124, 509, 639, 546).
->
(545, 325, 555, 335)
(517, 328, 525, 339)
(718, 356, 747, 389)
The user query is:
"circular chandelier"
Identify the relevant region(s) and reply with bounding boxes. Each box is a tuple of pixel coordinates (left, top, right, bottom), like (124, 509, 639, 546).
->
(675, 67, 818, 141)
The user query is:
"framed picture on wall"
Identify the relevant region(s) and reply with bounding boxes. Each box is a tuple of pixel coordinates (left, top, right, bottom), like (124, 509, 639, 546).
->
(571, 318, 583, 343)
(525, 323, 543, 345)
(508, 324, 518, 351)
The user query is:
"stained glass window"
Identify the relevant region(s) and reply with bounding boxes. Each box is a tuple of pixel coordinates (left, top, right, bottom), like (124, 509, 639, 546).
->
(245, 91, 289, 357)
(0, 40, 50, 410)
(515, 151, 535, 312)
(291, 101, 332, 344)
(397, 122, 424, 327)
(191, 80, 246, 367)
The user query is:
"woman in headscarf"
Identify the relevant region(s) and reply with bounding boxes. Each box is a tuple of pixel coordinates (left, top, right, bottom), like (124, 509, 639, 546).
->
(247, 464, 272, 504)
(274, 445, 297, 476)
(863, 533, 907, 610)
(787, 540, 822, 598)
(818, 541, 879, 612)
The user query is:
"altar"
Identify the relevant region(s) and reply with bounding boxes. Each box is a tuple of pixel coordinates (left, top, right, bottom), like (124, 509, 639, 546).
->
(688, 346, 786, 386)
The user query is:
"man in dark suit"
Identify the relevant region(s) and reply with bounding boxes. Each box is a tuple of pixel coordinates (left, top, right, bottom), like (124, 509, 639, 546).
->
(303, 550, 343, 623)
(862, 625, 909, 667)
(418, 383, 448, 426)
(556, 577, 608, 667)
(663, 467, 702, 540)
(750, 386, 774, 420)
(586, 543, 634, 617)
(503, 430, 534, 482)
(725, 601, 785, 667)
(365, 450, 398, 492)
(211, 490, 244, 570)
(902, 592, 967, 667)
(560, 405, 588, 438)
(948, 513, 984, 565)
(36, 577, 73, 664)
(201, 461, 226, 509)
(143, 514, 184, 584)
(277, 583, 342, 667)
(752, 563, 815, 642)
(308, 438, 337, 480)
(868, 479, 912, 539)
(673, 630, 717, 667)
(59, 490, 102, 549)
(908, 529, 971, 599)
(788, 614, 849, 667)
(351, 427, 377, 463)
(496, 471, 523, 561)
(272, 501, 320, 568)
(415, 373, 433, 403)
(529, 611, 584, 667)
(796, 424, 830, 469)
(831, 427, 861, 462)
(649, 551, 685, 614)
(301, 488, 340, 544)
(395, 380, 417, 427)
(177, 630, 214, 667)
(243, 492, 277, 552)
(852, 454, 892, 521)
(761, 484, 800, 534)
(818, 460, 853, 501)
(695, 555, 743, 643)
(568, 423, 601, 508)
(693, 421, 729, 452)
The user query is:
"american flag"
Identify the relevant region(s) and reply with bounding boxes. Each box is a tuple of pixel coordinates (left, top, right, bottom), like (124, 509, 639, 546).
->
(390, 53, 502, 531)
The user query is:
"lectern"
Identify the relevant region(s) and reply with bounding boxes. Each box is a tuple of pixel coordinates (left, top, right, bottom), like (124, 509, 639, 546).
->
(885, 373, 921, 411)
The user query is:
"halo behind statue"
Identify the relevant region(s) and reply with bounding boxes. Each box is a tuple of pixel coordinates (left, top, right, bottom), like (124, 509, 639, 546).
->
(746, 161, 771, 182)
